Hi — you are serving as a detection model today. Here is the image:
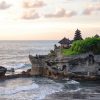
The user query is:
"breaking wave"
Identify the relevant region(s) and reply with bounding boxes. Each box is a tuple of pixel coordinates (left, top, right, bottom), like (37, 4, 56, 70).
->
(0, 83, 39, 95)
(6, 63, 31, 70)
(0, 78, 64, 100)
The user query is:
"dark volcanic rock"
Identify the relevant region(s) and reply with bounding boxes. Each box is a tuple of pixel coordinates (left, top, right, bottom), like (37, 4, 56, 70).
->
(0, 66, 7, 77)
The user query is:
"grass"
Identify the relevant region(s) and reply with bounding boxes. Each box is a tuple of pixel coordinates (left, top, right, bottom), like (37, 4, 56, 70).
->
(61, 48, 80, 56)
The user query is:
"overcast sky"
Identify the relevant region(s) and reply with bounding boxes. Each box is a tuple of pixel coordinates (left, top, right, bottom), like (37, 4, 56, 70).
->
(0, 0, 100, 40)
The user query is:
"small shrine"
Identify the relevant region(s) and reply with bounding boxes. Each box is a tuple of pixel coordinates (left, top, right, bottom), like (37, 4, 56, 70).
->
(58, 37, 71, 48)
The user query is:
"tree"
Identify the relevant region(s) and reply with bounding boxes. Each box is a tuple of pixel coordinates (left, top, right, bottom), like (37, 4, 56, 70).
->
(74, 29, 83, 41)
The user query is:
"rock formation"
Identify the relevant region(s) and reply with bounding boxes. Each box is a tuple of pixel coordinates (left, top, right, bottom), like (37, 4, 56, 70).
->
(0, 66, 7, 77)
(29, 53, 100, 80)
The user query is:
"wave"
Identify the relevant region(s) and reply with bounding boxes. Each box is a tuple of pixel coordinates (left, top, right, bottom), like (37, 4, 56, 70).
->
(67, 80, 80, 85)
(34, 82, 63, 100)
(6, 63, 31, 70)
(64, 80, 81, 92)
(0, 83, 39, 95)
(28, 77, 64, 100)
(68, 88, 82, 93)
(0, 78, 63, 100)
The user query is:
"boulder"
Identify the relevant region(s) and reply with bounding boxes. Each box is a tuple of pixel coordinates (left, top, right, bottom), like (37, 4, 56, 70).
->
(0, 66, 7, 77)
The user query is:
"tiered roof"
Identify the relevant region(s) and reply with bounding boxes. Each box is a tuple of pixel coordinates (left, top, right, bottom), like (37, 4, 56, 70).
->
(58, 37, 71, 44)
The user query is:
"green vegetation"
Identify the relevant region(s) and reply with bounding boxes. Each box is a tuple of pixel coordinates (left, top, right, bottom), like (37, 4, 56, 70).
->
(62, 48, 79, 56)
(62, 37, 100, 56)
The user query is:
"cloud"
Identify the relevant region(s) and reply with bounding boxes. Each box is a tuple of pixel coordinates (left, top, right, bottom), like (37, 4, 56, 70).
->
(83, 7, 94, 15)
(95, 4, 100, 10)
(45, 8, 76, 18)
(23, 0, 45, 8)
(21, 10, 40, 19)
(83, 3, 100, 15)
(0, 1, 11, 10)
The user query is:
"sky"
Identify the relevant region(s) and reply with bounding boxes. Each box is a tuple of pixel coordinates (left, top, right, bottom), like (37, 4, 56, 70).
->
(0, 0, 100, 40)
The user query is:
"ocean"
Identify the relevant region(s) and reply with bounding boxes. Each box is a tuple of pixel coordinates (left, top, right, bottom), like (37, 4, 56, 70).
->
(0, 40, 58, 72)
(0, 40, 100, 100)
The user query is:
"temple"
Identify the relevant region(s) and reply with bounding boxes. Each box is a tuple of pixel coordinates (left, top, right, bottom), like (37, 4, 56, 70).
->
(58, 37, 71, 48)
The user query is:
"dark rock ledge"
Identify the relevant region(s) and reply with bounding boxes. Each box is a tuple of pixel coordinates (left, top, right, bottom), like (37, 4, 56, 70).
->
(0, 68, 100, 81)
(0, 68, 32, 80)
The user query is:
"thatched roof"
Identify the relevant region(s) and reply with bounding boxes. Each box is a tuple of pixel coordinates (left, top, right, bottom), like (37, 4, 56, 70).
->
(58, 37, 71, 44)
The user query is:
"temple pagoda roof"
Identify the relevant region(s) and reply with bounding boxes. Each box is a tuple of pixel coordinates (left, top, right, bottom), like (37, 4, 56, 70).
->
(58, 37, 71, 44)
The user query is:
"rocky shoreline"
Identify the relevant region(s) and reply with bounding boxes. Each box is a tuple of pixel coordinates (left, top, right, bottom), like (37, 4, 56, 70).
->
(0, 72, 100, 81)
(0, 69, 31, 80)
(28, 51, 100, 81)
(0, 52, 100, 81)
(0, 66, 100, 81)
(0, 68, 100, 81)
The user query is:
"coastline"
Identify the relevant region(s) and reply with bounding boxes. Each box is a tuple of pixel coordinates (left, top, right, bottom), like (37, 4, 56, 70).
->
(0, 40, 99, 100)
(1, 54, 100, 81)
(1, 71, 100, 81)
(28, 52, 100, 81)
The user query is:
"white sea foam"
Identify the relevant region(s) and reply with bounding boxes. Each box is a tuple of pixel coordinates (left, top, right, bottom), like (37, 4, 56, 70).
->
(0, 83, 39, 95)
(67, 80, 80, 85)
(6, 63, 31, 70)
(34, 83, 63, 100)
(14, 63, 27, 69)
(0, 79, 63, 100)
(68, 88, 82, 93)
(64, 80, 81, 93)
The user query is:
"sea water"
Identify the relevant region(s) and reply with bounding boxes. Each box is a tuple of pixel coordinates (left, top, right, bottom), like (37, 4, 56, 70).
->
(0, 40, 100, 100)
(0, 40, 58, 72)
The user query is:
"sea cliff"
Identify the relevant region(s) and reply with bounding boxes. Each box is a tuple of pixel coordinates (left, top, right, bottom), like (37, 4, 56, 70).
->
(29, 52, 100, 81)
